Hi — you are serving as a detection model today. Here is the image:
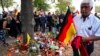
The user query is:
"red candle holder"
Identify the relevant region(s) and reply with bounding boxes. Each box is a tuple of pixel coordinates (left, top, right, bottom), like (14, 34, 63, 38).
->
(20, 43, 28, 51)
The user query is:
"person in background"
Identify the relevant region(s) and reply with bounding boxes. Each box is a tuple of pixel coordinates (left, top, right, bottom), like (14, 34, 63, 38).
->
(0, 14, 10, 46)
(59, 12, 65, 31)
(46, 12, 53, 32)
(73, 0, 100, 56)
(34, 11, 40, 32)
(16, 12, 22, 34)
(39, 9, 46, 33)
(9, 11, 19, 38)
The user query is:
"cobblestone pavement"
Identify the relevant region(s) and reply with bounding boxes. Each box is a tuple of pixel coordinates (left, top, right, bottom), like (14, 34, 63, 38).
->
(0, 37, 16, 56)
(91, 41, 100, 56)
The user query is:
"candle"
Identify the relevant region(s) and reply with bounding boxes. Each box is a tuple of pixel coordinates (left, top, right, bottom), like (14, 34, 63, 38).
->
(20, 43, 28, 51)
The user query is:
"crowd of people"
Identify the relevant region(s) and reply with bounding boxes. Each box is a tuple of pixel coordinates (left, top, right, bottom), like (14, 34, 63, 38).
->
(0, 8, 68, 46)
(0, 9, 21, 46)
(1, 0, 100, 56)
(33, 9, 66, 33)
(0, 9, 73, 56)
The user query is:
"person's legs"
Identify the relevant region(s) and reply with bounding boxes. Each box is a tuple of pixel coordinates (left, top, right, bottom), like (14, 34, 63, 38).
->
(85, 42, 94, 56)
(34, 23, 38, 32)
(42, 24, 45, 33)
(40, 23, 45, 33)
(0, 30, 8, 46)
(48, 26, 52, 32)
(72, 45, 80, 56)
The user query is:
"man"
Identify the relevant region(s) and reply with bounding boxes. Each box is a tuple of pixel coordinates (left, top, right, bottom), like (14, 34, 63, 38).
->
(0, 15, 10, 46)
(73, 0, 100, 56)
(39, 9, 46, 33)
(34, 11, 40, 32)
(46, 12, 53, 32)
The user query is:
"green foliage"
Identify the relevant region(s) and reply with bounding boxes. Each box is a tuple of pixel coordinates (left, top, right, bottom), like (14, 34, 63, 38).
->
(56, 0, 72, 12)
(95, 6, 100, 13)
(0, 0, 14, 8)
(33, 0, 50, 11)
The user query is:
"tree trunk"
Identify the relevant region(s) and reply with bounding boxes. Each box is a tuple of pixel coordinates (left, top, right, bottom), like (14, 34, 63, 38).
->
(21, 0, 35, 43)
(0, 0, 5, 11)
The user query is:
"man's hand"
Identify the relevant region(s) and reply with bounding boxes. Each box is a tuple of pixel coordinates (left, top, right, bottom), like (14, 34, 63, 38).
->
(82, 35, 100, 42)
(82, 37, 90, 42)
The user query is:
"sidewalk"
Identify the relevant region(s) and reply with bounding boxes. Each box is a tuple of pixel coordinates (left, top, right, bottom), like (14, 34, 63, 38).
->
(0, 37, 16, 56)
(91, 41, 100, 56)
(0, 37, 100, 56)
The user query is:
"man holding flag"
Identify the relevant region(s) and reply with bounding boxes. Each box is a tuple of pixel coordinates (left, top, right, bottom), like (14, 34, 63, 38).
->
(57, 0, 100, 56)
(72, 0, 100, 56)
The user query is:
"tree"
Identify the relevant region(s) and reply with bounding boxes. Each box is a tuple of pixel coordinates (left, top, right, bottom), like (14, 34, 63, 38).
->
(56, 0, 72, 12)
(95, 6, 100, 13)
(0, 0, 14, 11)
(21, 0, 35, 43)
(33, 0, 50, 11)
(0, 0, 4, 11)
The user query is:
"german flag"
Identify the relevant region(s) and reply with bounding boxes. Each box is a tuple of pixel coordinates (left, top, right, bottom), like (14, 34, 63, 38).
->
(57, 6, 76, 44)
